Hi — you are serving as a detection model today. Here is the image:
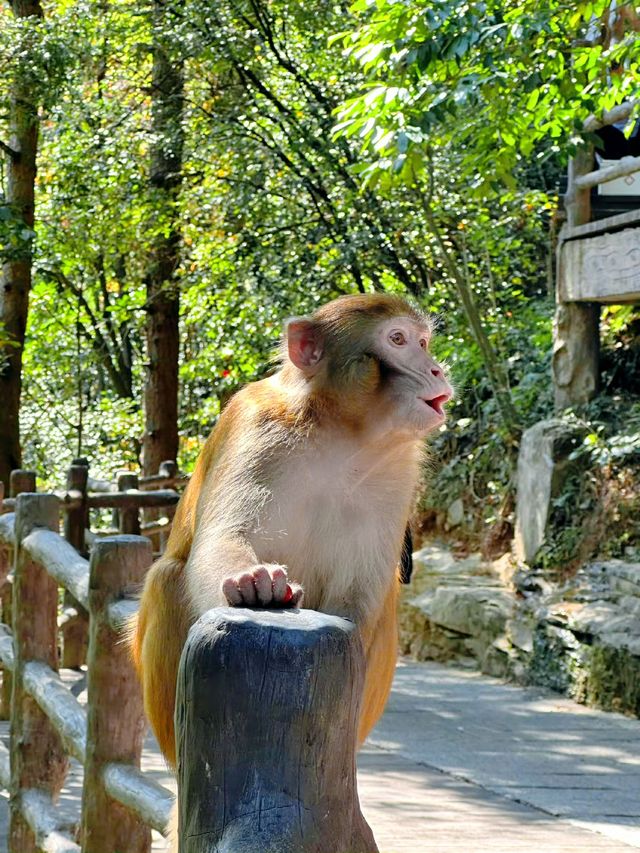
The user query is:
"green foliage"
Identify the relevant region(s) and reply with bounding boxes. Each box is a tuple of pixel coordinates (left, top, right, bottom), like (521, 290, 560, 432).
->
(0, 203, 36, 262)
(0, 0, 636, 590)
(333, 0, 640, 192)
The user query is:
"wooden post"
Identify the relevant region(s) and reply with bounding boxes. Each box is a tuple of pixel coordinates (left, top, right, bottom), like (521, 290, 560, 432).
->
(80, 535, 152, 853)
(159, 459, 178, 483)
(61, 461, 89, 668)
(565, 147, 592, 230)
(117, 472, 141, 535)
(0, 471, 13, 720)
(64, 460, 89, 554)
(176, 608, 378, 853)
(552, 302, 600, 408)
(10, 493, 68, 853)
(553, 144, 600, 408)
(10, 470, 36, 498)
(0, 549, 11, 720)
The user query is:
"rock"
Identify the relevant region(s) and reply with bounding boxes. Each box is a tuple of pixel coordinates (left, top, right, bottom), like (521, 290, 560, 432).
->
(493, 553, 517, 586)
(512, 566, 553, 596)
(507, 616, 535, 653)
(601, 560, 640, 597)
(412, 545, 482, 577)
(413, 586, 514, 640)
(446, 498, 464, 528)
(399, 546, 512, 667)
(514, 418, 589, 564)
(400, 544, 640, 718)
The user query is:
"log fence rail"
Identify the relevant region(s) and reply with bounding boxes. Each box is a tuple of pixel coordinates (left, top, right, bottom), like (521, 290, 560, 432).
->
(0, 495, 175, 851)
(1, 462, 186, 670)
(0, 466, 181, 852)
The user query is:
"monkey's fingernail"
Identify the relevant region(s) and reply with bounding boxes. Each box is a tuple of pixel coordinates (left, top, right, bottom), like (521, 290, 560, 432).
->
(283, 585, 293, 603)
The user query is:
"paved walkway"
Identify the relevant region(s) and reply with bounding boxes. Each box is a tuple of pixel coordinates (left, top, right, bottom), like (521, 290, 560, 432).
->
(1, 660, 640, 852)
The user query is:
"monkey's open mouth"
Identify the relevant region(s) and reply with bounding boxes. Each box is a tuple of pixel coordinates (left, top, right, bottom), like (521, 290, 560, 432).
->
(421, 395, 449, 417)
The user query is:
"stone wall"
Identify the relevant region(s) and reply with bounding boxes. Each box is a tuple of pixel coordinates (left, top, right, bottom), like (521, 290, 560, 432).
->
(400, 546, 640, 716)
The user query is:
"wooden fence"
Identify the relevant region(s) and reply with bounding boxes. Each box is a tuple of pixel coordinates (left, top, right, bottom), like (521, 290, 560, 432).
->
(0, 462, 185, 671)
(0, 464, 180, 851)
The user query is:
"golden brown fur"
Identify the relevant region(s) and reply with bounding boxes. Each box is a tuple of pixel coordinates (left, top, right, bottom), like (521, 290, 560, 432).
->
(132, 293, 451, 771)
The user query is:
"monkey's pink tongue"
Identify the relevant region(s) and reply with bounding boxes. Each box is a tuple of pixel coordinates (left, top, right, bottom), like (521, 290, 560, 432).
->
(283, 585, 293, 603)
(426, 395, 449, 416)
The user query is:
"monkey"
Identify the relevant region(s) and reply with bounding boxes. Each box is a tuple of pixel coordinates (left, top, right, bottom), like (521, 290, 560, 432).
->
(132, 293, 452, 771)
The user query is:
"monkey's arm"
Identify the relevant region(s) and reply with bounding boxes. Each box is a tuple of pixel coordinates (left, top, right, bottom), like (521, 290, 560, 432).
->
(186, 526, 304, 613)
(184, 440, 303, 612)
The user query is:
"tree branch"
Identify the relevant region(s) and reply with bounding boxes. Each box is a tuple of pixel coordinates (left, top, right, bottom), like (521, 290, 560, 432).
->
(0, 139, 19, 160)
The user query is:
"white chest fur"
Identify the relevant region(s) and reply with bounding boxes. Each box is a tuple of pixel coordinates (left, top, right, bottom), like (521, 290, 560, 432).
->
(247, 431, 423, 618)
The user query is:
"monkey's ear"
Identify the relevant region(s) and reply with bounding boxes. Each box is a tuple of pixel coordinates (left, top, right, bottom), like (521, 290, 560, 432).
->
(286, 318, 324, 374)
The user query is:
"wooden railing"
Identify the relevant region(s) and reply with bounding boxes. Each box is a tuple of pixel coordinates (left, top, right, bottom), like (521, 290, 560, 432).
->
(0, 462, 186, 670)
(564, 98, 639, 230)
(553, 98, 640, 409)
(0, 493, 175, 852)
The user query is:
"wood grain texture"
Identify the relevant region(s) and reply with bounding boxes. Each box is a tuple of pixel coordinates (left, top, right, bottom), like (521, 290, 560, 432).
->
(22, 529, 89, 609)
(176, 607, 378, 853)
(10, 494, 68, 853)
(102, 761, 174, 833)
(80, 535, 152, 853)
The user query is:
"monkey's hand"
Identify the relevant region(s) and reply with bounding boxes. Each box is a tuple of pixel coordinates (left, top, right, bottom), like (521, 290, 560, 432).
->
(221, 565, 304, 608)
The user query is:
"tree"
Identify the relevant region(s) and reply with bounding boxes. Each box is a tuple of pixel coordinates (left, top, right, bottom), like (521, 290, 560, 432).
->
(0, 0, 44, 489)
(143, 0, 185, 475)
(332, 0, 640, 433)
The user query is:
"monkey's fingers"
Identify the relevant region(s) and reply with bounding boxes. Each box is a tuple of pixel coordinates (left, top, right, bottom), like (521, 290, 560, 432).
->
(284, 583, 304, 608)
(222, 567, 303, 609)
(221, 572, 259, 606)
(221, 577, 243, 606)
(254, 566, 275, 605)
(237, 572, 258, 605)
(271, 567, 288, 601)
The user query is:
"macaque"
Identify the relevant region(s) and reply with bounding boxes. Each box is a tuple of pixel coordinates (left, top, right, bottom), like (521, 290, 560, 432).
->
(132, 293, 452, 768)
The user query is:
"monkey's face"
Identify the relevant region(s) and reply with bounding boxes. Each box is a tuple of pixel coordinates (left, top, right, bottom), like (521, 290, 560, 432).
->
(371, 316, 453, 436)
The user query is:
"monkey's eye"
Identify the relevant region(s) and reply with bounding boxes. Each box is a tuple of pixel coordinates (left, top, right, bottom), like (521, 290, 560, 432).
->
(389, 331, 407, 346)
(419, 339, 428, 350)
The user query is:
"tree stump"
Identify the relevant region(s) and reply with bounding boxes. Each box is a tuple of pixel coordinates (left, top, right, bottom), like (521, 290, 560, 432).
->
(176, 608, 378, 853)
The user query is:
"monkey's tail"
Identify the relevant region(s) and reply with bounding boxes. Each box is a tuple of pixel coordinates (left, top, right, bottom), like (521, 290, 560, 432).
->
(131, 555, 190, 768)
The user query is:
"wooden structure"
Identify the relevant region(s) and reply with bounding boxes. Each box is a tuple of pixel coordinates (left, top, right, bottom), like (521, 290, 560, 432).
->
(177, 608, 377, 853)
(0, 492, 174, 852)
(554, 99, 640, 408)
(0, 461, 184, 669)
(0, 466, 373, 853)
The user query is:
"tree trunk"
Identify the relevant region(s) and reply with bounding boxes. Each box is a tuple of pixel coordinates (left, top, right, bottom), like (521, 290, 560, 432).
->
(0, 0, 43, 491)
(143, 2, 184, 476)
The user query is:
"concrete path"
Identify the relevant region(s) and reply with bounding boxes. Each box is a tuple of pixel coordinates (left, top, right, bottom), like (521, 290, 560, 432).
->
(362, 661, 640, 851)
(1, 659, 640, 852)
